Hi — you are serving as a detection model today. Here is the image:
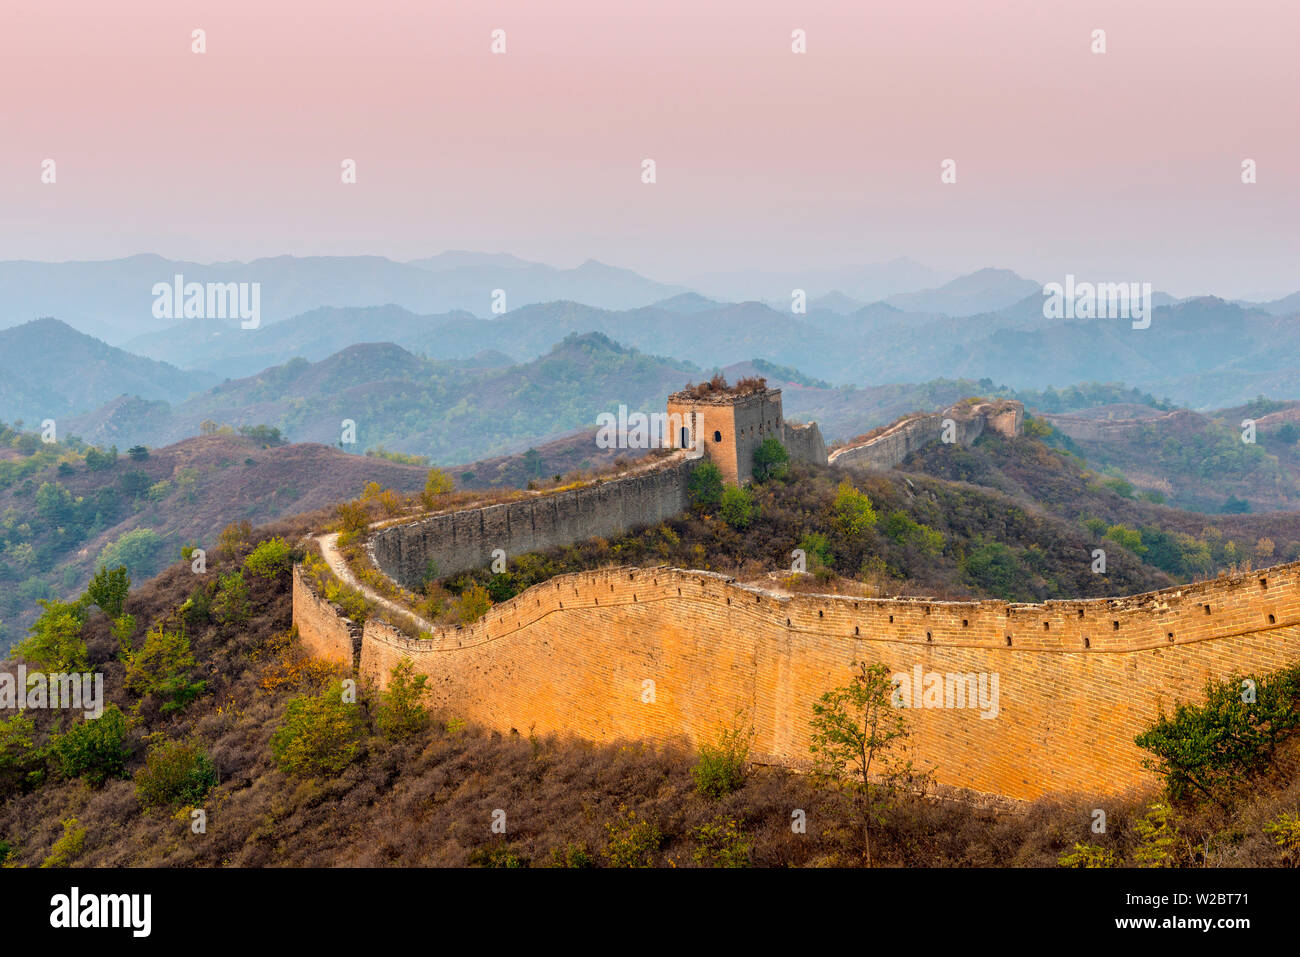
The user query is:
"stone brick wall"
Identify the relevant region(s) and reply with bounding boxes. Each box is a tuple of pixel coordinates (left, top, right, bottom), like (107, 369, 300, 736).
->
(829, 400, 1023, 471)
(782, 421, 828, 467)
(368, 457, 694, 589)
(292, 564, 362, 669)
(298, 558, 1300, 801)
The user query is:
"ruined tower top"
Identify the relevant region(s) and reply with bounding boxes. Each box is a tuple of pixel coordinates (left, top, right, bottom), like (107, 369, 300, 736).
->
(666, 379, 786, 486)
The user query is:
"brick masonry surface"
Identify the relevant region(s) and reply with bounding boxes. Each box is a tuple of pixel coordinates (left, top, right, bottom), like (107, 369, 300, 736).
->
(296, 557, 1300, 801)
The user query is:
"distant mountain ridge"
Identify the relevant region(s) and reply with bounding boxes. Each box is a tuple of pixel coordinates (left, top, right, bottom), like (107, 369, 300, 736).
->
(0, 317, 213, 423)
(0, 253, 690, 343)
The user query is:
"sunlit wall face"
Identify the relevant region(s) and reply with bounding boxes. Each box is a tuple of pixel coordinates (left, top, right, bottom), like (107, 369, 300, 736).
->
(3, 0, 1296, 298)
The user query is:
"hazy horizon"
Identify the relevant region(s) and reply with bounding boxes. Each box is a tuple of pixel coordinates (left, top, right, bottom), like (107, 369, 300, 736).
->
(4, 0, 1297, 301)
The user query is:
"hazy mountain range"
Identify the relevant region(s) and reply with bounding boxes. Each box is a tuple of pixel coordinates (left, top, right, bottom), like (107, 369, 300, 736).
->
(0, 252, 691, 344)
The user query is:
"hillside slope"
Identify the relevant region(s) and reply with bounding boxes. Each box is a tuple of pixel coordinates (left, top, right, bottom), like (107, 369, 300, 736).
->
(0, 318, 212, 422)
(0, 431, 429, 650)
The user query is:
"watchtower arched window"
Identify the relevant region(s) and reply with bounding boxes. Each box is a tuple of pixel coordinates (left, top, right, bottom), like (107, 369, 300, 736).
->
(713, 430, 722, 443)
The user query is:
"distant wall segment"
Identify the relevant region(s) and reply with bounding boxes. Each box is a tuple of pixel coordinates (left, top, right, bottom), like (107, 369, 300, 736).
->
(368, 456, 693, 589)
(829, 400, 1024, 471)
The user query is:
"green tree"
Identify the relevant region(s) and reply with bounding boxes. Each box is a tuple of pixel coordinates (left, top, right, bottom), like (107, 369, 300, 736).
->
(122, 625, 206, 713)
(964, 542, 1024, 597)
(752, 437, 790, 483)
(798, 531, 833, 569)
(1104, 524, 1146, 555)
(374, 660, 431, 740)
(271, 682, 365, 777)
(1263, 812, 1300, 866)
(56, 704, 129, 787)
(85, 565, 130, 619)
(1135, 665, 1300, 807)
(244, 537, 293, 580)
(96, 528, 164, 579)
(687, 461, 724, 509)
(809, 660, 918, 865)
(84, 445, 118, 471)
(0, 714, 47, 795)
(34, 482, 74, 525)
(522, 448, 544, 479)
(719, 485, 757, 529)
(833, 480, 877, 538)
(211, 571, 251, 625)
(15, 599, 87, 672)
(127, 445, 149, 461)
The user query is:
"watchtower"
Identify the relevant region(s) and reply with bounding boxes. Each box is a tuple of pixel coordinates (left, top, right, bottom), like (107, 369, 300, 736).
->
(666, 383, 785, 486)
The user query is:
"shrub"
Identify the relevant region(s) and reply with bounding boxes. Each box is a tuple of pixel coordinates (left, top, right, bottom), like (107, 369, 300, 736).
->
(374, 660, 431, 741)
(1132, 802, 1178, 867)
(692, 817, 752, 868)
(271, 682, 366, 777)
(134, 739, 218, 809)
(127, 445, 149, 461)
(454, 584, 492, 624)
(217, 520, 253, 559)
(1104, 524, 1146, 555)
(1100, 476, 1135, 499)
(752, 437, 790, 483)
(603, 806, 663, 867)
(719, 485, 757, 529)
(244, 537, 293, 580)
(883, 511, 944, 555)
(687, 461, 724, 509)
(180, 586, 212, 628)
(692, 716, 753, 798)
(34, 481, 73, 524)
(421, 468, 454, 508)
(40, 818, 87, 868)
(1058, 843, 1117, 868)
(964, 542, 1025, 598)
(119, 469, 151, 498)
(146, 480, 172, 502)
(1263, 812, 1300, 866)
(468, 843, 528, 868)
(335, 501, 370, 546)
(548, 842, 596, 868)
(55, 704, 129, 787)
(84, 445, 117, 471)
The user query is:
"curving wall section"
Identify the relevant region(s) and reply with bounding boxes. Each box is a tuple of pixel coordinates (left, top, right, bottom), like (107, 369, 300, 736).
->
(295, 556, 1300, 801)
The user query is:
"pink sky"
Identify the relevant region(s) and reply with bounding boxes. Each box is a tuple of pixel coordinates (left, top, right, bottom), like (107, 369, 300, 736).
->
(3, 0, 1297, 298)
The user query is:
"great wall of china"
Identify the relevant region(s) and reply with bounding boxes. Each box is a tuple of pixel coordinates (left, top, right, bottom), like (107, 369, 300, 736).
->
(292, 390, 1300, 802)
